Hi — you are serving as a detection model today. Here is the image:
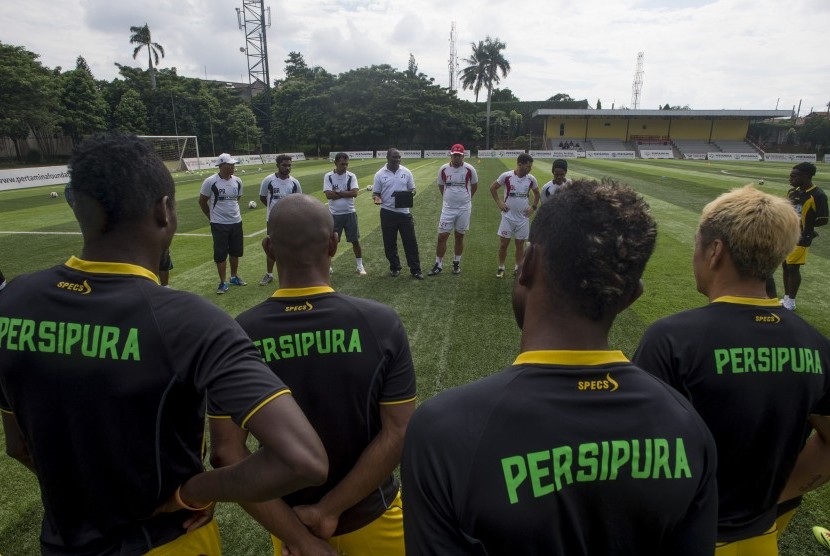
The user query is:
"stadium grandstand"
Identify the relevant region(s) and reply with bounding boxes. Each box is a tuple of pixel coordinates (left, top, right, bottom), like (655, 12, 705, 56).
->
(533, 109, 791, 158)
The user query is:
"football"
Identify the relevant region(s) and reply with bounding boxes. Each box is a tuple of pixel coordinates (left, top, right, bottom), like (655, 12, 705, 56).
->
(758, 179, 765, 185)
(49, 191, 58, 198)
(248, 200, 257, 209)
(813, 526, 830, 549)
(366, 185, 373, 191)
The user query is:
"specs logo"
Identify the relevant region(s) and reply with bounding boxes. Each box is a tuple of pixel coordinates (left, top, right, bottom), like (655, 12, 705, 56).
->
(56, 280, 91, 295)
(284, 301, 313, 312)
(577, 373, 619, 392)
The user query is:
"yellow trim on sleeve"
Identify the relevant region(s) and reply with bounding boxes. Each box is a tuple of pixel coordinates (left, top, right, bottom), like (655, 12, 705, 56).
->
(241, 389, 292, 430)
(206, 414, 233, 420)
(513, 350, 630, 367)
(711, 296, 780, 307)
(379, 396, 417, 406)
(0, 407, 14, 415)
(272, 286, 335, 298)
(65, 256, 160, 284)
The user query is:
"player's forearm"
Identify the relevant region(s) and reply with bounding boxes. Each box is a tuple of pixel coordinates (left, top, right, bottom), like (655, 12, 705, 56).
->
(780, 424, 830, 501)
(242, 497, 332, 552)
(198, 199, 210, 219)
(316, 429, 403, 518)
(183, 444, 327, 506)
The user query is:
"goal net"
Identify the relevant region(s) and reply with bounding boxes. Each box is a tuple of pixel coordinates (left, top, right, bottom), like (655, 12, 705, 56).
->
(137, 136, 200, 172)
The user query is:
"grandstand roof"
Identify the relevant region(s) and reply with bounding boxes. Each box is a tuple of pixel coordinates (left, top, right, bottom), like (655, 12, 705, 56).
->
(532, 109, 792, 119)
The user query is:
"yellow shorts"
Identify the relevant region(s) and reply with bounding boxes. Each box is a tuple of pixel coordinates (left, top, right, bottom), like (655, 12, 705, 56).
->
(144, 519, 221, 556)
(714, 522, 778, 556)
(786, 246, 808, 265)
(775, 506, 798, 539)
(272, 491, 404, 556)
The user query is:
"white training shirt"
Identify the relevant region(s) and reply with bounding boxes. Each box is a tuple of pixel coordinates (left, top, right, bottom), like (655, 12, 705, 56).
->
(496, 170, 539, 221)
(438, 162, 478, 210)
(323, 170, 359, 215)
(200, 174, 243, 224)
(259, 174, 302, 216)
(540, 178, 573, 204)
(373, 164, 416, 214)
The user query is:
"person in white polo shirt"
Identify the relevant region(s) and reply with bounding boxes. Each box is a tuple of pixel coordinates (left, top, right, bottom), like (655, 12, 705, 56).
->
(427, 144, 478, 276)
(258, 154, 303, 286)
(372, 148, 423, 279)
(324, 152, 366, 275)
(198, 153, 247, 294)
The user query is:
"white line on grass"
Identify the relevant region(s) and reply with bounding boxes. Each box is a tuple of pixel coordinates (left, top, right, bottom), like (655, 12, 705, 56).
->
(0, 229, 267, 238)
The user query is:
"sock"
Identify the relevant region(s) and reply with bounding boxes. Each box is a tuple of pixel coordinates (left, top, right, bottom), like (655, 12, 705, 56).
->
(435, 257, 443, 266)
(454, 256, 461, 263)
(356, 258, 363, 266)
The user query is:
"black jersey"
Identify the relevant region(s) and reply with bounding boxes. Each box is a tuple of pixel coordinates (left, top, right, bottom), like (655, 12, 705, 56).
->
(788, 184, 829, 246)
(402, 351, 717, 556)
(634, 296, 830, 542)
(228, 286, 416, 535)
(0, 257, 288, 555)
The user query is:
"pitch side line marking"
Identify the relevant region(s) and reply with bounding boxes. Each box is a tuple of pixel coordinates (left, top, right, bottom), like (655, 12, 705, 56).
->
(0, 230, 268, 238)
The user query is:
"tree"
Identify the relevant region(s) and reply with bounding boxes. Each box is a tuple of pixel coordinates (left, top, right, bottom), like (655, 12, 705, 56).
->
(548, 93, 574, 102)
(0, 42, 60, 160)
(226, 103, 262, 153)
(406, 53, 419, 78)
(284, 51, 309, 80)
(59, 56, 109, 145)
(460, 36, 510, 149)
(113, 89, 148, 133)
(459, 40, 487, 103)
(596, 99, 602, 110)
(491, 88, 518, 102)
(129, 24, 164, 90)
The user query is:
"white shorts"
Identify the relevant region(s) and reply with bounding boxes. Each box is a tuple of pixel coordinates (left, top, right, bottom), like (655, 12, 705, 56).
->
(438, 208, 471, 234)
(497, 215, 529, 240)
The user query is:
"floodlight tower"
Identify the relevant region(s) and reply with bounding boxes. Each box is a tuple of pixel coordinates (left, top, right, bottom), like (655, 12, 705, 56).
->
(236, 0, 271, 151)
(631, 52, 644, 109)
(448, 22, 458, 91)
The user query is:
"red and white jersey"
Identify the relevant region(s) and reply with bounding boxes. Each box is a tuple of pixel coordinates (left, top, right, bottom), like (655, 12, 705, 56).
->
(438, 162, 478, 210)
(497, 170, 539, 221)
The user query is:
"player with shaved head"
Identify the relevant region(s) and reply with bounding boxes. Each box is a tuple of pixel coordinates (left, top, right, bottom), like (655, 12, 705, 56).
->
(211, 195, 416, 555)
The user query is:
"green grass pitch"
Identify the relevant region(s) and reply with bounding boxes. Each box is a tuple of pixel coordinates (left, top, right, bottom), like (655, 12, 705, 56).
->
(1, 157, 829, 554)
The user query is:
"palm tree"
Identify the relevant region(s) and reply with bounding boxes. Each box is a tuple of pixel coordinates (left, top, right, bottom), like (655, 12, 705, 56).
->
(459, 40, 487, 103)
(460, 36, 510, 149)
(129, 24, 165, 90)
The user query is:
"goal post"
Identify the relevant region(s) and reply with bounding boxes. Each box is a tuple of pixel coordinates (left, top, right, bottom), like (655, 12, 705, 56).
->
(137, 136, 200, 172)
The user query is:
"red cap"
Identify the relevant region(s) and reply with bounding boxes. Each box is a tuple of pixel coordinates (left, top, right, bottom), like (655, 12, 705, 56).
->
(450, 144, 465, 155)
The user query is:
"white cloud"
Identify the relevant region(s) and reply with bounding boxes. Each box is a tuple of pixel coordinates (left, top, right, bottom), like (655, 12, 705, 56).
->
(3, 0, 828, 114)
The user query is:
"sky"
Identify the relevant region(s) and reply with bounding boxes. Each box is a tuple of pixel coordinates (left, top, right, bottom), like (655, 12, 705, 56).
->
(5, 0, 830, 115)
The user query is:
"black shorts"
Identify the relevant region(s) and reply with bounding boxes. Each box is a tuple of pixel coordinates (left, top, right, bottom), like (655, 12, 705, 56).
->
(332, 213, 360, 243)
(158, 249, 173, 272)
(211, 222, 244, 262)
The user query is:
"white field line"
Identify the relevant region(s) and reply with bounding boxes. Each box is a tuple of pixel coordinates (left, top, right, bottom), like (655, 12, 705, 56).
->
(0, 228, 269, 238)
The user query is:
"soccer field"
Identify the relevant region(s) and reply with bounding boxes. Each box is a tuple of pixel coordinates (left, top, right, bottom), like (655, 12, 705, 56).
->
(1, 157, 829, 554)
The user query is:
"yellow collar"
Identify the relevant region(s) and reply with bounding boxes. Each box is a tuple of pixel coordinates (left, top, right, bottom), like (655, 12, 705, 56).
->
(711, 295, 779, 307)
(272, 286, 335, 298)
(65, 256, 159, 284)
(514, 350, 630, 366)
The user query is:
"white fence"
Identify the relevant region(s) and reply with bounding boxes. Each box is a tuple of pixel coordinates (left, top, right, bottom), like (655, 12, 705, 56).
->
(764, 153, 817, 162)
(707, 152, 761, 161)
(640, 150, 674, 159)
(586, 151, 636, 159)
(0, 166, 70, 192)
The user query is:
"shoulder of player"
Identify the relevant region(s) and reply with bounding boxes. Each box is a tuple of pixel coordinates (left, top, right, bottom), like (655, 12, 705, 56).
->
(335, 293, 402, 325)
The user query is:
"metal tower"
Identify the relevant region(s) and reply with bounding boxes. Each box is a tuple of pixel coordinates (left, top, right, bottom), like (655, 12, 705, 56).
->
(631, 52, 644, 109)
(236, 0, 272, 152)
(236, 0, 271, 94)
(448, 22, 458, 91)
